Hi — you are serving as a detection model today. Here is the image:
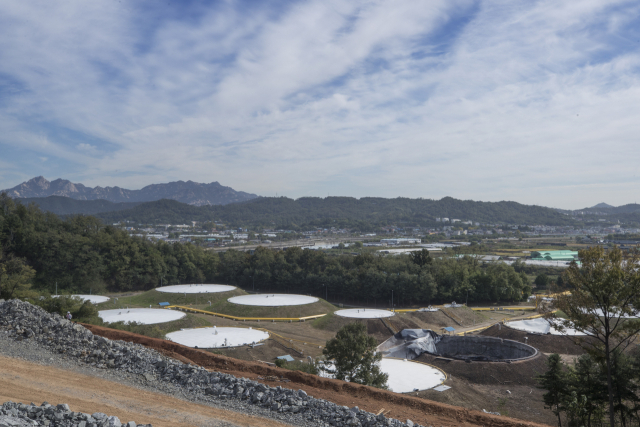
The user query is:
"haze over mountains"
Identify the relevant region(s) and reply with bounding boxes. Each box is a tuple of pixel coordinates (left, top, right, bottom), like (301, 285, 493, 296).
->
(2, 176, 259, 206)
(4, 177, 640, 228)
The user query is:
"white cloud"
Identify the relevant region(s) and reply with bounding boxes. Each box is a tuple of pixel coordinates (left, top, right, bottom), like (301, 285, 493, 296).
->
(0, 0, 639, 209)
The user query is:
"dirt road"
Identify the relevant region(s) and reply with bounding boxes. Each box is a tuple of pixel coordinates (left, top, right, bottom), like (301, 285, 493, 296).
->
(0, 355, 291, 427)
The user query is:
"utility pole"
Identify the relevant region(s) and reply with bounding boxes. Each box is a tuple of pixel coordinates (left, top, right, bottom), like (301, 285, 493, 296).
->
(391, 289, 394, 312)
(55, 282, 57, 296)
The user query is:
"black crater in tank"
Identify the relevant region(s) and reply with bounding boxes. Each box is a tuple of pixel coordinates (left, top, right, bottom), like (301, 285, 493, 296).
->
(430, 335, 538, 362)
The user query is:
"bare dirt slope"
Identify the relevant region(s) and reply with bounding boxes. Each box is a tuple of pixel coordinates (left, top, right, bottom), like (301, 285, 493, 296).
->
(82, 323, 553, 427)
(0, 355, 289, 427)
(479, 324, 590, 355)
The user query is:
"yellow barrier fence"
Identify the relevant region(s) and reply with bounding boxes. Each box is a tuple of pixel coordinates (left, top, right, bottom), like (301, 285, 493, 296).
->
(165, 305, 326, 322)
(392, 305, 536, 313)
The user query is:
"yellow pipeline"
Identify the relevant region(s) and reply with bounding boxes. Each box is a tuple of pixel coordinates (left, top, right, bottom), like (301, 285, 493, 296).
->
(393, 305, 536, 313)
(165, 305, 326, 322)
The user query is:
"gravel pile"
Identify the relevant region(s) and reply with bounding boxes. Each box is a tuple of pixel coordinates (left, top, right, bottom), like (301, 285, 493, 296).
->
(0, 300, 422, 427)
(0, 401, 147, 427)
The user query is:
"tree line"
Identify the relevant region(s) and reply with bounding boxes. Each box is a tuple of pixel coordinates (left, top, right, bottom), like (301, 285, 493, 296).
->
(0, 194, 531, 304)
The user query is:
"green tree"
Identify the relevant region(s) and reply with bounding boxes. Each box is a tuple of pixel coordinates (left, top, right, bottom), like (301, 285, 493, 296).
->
(570, 354, 606, 427)
(0, 251, 35, 299)
(322, 323, 388, 389)
(535, 273, 550, 289)
(538, 353, 569, 427)
(553, 246, 640, 427)
(409, 249, 432, 268)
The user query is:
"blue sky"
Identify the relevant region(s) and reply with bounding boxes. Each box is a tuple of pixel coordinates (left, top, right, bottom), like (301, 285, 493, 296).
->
(1, 0, 640, 209)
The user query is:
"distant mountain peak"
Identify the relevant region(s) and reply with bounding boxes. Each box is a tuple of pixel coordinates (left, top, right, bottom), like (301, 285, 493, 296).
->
(591, 203, 615, 209)
(1, 177, 258, 206)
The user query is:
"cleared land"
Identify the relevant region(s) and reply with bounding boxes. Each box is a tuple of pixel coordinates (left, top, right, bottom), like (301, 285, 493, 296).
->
(0, 355, 289, 427)
(80, 323, 553, 427)
(93, 290, 560, 425)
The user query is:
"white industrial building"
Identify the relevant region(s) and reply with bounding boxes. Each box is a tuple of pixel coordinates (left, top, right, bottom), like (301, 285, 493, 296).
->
(380, 238, 421, 245)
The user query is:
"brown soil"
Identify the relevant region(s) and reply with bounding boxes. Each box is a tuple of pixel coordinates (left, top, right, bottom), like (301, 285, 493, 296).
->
(404, 308, 488, 330)
(82, 323, 552, 427)
(418, 378, 557, 426)
(213, 339, 306, 363)
(416, 352, 549, 387)
(0, 355, 289, 427)
(407, 311, 459, 328)
(479, 324, 590, 355)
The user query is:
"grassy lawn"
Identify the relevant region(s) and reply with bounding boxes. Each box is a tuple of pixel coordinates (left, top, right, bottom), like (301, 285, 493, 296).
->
(99, 288, 246, 309)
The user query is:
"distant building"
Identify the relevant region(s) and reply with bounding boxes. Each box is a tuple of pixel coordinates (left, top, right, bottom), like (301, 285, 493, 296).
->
(531, 250, 579, 261)
(380, 238, 421, 245)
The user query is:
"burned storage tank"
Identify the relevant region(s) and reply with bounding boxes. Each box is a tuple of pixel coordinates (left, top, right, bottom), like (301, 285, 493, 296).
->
(378, 329, 537, 362)
(431, 335, 537, 362)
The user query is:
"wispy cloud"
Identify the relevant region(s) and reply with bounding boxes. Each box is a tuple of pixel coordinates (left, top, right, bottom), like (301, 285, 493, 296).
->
(0, 0, 639, 209)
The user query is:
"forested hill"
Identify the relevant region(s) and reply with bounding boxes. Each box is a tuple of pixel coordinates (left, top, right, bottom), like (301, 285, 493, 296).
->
(92, 196, 574, 229)
(20, 196, 141, 216)
(0, 193, 532, 305)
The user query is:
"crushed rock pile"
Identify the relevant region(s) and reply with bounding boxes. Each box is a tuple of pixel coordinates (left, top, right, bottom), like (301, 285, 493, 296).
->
(0, 401, 147, 427)
(0, 300, 420, 427)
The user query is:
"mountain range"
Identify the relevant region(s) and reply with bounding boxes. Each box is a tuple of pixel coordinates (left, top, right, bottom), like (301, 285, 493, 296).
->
(1, 176, 259, 206)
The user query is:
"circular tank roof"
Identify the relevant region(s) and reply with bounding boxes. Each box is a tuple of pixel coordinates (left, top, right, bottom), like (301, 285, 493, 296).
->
(156, 284, 236, 294)
(334, 309, 395, 319)
(228, 294, 318, 306)
(166, 327, 269, 348)
(53, 295, 110, 304)
(98, 308, 185, 325)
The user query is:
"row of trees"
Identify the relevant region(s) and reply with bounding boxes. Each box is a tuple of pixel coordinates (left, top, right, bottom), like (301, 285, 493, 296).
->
(0, 194, 531, 304)
(218, 247, 532, 306)
(540, 351, 640, 427)
(0, 194, 219, 296)
(539, 246, 640, 427)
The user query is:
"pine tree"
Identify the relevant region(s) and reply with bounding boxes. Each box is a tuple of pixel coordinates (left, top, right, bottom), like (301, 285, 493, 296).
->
(538, 353, 569, 427)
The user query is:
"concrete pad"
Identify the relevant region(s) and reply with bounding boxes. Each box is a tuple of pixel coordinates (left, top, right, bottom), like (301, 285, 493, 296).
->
(52, 295, 110, 304)
(166, 327, 269, 348)
(334, 309, 394, 319)
(156, 284, 236, 294)
(228, 294, 318, 306)
(98, 308, 185, 325)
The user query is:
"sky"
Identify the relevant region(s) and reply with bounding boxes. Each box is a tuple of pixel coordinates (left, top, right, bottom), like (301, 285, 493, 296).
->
(1, 0, 639, 209)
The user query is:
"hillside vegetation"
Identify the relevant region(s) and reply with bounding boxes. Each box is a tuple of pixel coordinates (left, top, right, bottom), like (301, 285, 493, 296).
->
(1, 194, 533, 305)
(93, 196, 574, 229)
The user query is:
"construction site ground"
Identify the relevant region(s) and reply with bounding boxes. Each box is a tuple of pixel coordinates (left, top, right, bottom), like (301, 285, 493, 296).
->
(78, 323, 553, 427)
(0, 355, 289, 427)
(89, 298, 562, 426)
